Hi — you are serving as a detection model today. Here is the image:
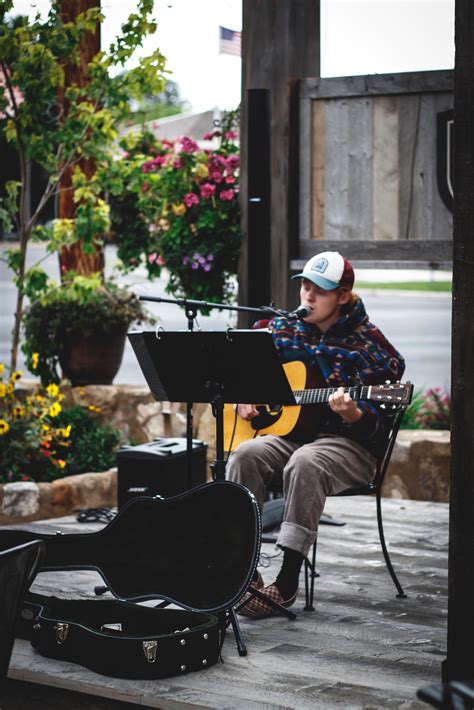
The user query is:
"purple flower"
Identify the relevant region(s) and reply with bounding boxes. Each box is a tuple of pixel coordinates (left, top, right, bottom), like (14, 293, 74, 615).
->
(204, 263, 212, 272)
(206, 254, 214, 261)
(182, 256, 189, 265)
(191, 262, 199, 270)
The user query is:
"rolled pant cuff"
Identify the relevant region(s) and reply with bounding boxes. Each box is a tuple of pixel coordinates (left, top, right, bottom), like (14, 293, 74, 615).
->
(277, 522, 317, 558)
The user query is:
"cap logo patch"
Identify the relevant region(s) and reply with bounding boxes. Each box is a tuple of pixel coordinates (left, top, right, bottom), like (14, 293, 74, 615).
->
(310, 257, 328, 274)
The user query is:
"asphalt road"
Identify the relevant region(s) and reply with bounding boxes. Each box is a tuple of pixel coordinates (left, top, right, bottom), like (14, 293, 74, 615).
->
(0, 243, 451, 393)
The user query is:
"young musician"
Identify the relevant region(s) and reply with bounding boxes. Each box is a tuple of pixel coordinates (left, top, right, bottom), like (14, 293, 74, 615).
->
(226, 251, 405, 618)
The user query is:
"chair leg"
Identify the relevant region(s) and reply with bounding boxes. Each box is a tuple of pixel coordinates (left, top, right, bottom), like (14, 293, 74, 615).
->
(376, 490, 407, 598)
(304, 536, 319, 611)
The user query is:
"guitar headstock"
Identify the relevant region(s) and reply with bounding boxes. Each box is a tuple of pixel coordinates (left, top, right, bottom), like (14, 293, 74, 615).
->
(369, 382, 414, 406)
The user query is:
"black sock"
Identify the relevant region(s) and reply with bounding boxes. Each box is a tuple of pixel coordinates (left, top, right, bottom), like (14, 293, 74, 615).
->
(275, 547, 304, 599)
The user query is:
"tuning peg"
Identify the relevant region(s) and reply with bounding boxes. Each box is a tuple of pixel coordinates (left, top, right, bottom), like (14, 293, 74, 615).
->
(385, 380, 392, 385)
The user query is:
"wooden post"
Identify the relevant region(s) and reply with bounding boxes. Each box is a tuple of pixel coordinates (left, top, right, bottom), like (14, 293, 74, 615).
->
(240, 0, 320, 315)
(444, 0, 474, 682)
(58, 0, 104, 277)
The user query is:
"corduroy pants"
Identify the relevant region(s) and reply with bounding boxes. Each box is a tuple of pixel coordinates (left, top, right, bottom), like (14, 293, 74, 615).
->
(226, 434, 376, 557)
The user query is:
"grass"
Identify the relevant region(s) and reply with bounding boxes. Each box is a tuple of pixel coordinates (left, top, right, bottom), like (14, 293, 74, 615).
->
(356, 281, 452, 292)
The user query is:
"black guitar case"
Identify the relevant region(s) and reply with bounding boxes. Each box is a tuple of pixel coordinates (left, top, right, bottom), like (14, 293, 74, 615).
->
(0, 540, 44, 680)
(0, 481, 261, 680)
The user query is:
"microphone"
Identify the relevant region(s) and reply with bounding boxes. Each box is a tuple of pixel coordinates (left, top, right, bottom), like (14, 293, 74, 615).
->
(287, 305, 312, 320)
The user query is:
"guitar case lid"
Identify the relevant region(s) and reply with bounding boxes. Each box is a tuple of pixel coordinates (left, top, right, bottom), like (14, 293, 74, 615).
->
(0, 481, 261, 614)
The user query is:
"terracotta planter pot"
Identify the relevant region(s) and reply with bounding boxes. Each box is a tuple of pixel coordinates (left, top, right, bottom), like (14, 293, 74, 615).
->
(59, 328, 127, 386)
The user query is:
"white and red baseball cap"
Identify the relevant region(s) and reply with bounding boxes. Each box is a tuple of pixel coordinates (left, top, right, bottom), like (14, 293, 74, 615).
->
(292, 251, 354, 291)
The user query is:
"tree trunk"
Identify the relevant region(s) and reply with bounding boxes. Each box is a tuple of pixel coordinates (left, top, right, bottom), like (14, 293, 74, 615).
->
(58, 0, 103, 277)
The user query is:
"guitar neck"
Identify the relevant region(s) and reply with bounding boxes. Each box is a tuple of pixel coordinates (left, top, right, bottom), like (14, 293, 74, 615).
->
(293, 385, 371, 405)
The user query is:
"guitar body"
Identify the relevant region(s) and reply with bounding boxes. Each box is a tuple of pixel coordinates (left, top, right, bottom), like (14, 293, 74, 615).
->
(223, 361, 325, 451)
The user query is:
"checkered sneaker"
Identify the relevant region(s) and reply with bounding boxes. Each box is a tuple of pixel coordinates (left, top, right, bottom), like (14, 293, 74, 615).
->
(236, 584, 298, 619)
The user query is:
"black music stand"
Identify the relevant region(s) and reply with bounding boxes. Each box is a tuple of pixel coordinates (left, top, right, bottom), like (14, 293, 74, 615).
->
(129, 329, 297, 655)
(128, 329, 296, 482)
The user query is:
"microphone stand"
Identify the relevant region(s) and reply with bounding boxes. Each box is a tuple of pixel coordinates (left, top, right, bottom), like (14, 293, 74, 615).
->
(139, 295, 291, 489)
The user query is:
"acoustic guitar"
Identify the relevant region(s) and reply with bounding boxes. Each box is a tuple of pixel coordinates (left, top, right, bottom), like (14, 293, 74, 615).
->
(223, 360, 413, 452)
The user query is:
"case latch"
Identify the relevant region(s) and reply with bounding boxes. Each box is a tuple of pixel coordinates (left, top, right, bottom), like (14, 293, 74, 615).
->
(54, 622, 69, 644)
(143, 640, 158, 663)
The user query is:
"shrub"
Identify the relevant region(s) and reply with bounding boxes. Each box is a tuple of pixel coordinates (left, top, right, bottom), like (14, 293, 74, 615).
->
(401, 387, 450, 430)
(0, 364, 120, 483)
(52, 405, 120, 476)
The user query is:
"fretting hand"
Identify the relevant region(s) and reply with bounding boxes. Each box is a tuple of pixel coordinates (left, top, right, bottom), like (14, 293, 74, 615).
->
(328, 386, 363, 424)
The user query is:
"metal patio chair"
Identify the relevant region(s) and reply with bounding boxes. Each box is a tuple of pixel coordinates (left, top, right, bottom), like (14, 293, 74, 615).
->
(303, 405, 408, 610)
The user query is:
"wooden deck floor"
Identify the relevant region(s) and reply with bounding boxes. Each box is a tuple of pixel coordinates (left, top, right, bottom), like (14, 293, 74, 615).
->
(3, 495, 448, 709)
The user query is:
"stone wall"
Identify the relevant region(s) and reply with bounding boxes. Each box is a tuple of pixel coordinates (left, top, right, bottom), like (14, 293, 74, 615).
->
(383, 429, 450, 502)
(0, 470, 117, 525)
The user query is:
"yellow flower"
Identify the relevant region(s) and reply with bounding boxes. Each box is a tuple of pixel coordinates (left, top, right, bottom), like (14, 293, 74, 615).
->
(6, 384, 13, 395)
(172, 202, 187, 216)
(78, 387, 85, 396)
(46, 383, 60, 398)
(56, 425, 71, 439)
(88, 404, 102, 413)
(36, 394, 46, 404)
(194, 162, 209, 178)
(10, 370, 22, 383)
(12, 405, 25, 418)
(0, 419, 10, 435)
(31, 352, 39, 370)
(0, 384, 6, 398)
(49, 402, 62, 418)
(56, 459, 66, 469)
(0, 363, 4, 375)
(42, 424, 50, 432)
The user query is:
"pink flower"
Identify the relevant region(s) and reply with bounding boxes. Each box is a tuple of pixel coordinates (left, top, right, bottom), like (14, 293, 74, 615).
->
(156, 255, 166, 266)
(225, 176, 236, 184)
(184, 192, 199, 208)
(141, 182, 150, 192)
(210, 171, 223, 183)
(152, 155, 165, 167)
(219, 188, 235, 201)
(204, 263, 212, 272)
(179, 136, 199, 154)
(200, 182, 216, 198)
(173, 157, 182, 169)
(226, 155, 239, 171)
(225, 130, 238, 140)
(148, 253, 158, 263)
(203, 130, 222, 140)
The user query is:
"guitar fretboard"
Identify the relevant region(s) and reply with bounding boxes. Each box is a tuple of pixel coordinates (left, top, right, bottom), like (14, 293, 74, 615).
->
(293, 386, 371, 405)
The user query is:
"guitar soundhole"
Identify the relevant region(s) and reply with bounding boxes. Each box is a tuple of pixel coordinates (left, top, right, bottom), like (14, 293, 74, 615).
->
(251, 405, 283, 431)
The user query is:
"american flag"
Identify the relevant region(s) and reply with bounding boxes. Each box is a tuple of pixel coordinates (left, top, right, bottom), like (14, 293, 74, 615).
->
(219, 26, 241, 57)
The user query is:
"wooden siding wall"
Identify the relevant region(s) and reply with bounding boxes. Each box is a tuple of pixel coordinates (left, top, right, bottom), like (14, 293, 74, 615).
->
(297, 70, 454, 267)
